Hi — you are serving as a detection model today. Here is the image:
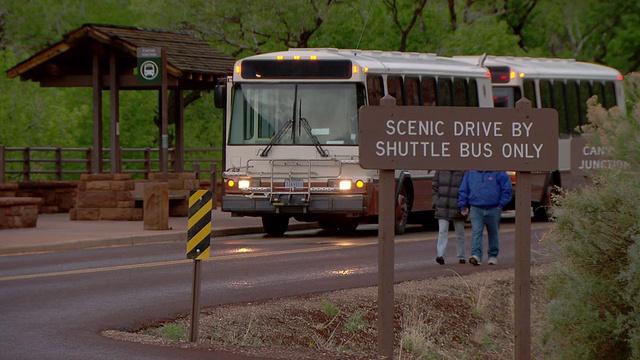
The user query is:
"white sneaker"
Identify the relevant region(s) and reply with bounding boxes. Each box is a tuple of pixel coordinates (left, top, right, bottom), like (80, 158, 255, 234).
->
(488, 257, 497, 265)
(469, 255, 481, 266)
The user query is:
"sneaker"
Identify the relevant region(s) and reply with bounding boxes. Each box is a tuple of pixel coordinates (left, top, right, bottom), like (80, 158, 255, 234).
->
(488, 257, 497, 265)
(458, 258, 466, 264)
(469, 255, 481, 266)
(436, 256, 445, 265)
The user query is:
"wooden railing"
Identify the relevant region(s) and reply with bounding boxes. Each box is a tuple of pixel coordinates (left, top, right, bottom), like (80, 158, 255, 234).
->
(0, 146, 222, 183)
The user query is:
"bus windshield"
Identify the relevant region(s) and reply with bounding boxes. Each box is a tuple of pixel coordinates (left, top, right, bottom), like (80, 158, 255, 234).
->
(228, 83, 364, 146)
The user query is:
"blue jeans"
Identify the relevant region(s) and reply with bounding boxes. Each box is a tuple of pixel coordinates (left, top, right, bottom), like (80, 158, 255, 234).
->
(436, 219, 466, 259)
(469, 206, 501, 261)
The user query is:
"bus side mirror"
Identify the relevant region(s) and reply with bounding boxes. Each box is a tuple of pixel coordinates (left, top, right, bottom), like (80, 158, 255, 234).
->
(214, 83, 226, 109)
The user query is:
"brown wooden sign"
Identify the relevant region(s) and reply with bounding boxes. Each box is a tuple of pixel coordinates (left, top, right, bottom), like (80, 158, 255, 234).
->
(358, 105, 558, 171)
(570, 135, 630, 175)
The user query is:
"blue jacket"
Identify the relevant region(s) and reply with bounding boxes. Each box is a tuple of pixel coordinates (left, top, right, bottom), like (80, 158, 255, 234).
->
(458, 171, 512, 210)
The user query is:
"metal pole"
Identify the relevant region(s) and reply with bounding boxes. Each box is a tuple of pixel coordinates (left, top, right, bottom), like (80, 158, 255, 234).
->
(160, 48, 169, 182)
(189, 259, 202, 342)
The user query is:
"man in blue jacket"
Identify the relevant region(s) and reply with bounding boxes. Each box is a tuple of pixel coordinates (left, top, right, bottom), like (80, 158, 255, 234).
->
(458, 171, 512, 266)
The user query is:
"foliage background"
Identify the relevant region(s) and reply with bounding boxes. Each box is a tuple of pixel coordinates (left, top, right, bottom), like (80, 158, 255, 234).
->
(1, 0, 639, 149)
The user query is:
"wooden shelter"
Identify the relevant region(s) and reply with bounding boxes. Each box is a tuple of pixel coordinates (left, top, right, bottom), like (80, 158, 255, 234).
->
(6, 23, 235, 175)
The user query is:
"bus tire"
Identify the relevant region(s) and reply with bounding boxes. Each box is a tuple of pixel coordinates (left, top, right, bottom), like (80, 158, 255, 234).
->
(262, 215, 289, 236)
(318, 219, 339, 231)
(395, 184, 410, 235)
(338, 218, 359, 233)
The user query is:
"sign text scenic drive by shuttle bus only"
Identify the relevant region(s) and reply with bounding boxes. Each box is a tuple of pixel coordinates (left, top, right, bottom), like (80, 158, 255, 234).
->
(358, 98, 558, 172)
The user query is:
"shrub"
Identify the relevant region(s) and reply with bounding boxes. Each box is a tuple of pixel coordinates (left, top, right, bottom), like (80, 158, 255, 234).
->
(541, 73, 640, 359)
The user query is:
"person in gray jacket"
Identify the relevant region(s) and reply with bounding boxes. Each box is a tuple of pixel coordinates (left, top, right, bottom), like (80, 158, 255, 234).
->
(432, 170, 467, 265)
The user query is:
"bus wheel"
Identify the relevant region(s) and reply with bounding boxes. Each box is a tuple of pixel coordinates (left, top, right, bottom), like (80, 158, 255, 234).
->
(337, 218, 359, 233)
(318, 219, 339, 231)
(395, 186, 409, 235)
(262, 215, 289, 236)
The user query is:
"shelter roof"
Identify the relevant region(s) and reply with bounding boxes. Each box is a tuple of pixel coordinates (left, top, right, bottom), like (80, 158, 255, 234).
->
(6, 23, 236, 90)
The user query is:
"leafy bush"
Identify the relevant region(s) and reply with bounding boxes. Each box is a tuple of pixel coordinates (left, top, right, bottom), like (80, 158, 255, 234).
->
(541, 73, 640, 359)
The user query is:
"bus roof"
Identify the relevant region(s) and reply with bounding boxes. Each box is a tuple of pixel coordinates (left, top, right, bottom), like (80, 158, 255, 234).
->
(239, 48, 490, 78)
(453, 55, 622, 81)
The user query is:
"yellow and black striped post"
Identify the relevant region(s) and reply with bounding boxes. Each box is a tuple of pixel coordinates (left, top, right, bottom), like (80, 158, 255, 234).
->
(187, 190, 212, 260)
(187, 189, 212, 343)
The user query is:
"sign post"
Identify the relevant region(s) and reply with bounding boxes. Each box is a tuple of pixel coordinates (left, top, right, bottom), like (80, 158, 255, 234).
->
(358, 98, 557, 358)
(136, 47, 168, 181)
(186, 190, 212, 342)
(377, 97, 396, 357)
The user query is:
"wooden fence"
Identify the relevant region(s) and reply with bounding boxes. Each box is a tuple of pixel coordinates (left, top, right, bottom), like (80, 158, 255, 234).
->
(0, 146, 222, 183)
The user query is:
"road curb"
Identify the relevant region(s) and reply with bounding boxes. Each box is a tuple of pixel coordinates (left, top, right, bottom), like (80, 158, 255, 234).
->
(0, 223, 320, 256)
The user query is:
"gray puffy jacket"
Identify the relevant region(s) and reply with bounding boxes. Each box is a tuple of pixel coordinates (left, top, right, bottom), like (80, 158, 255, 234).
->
(432, 170, 466, 220)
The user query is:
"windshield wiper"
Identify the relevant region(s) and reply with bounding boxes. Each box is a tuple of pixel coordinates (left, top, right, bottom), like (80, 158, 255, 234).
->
(298, 108, 329, 157)
(260, 118, 293, 157)
(259, 86, 329, 158)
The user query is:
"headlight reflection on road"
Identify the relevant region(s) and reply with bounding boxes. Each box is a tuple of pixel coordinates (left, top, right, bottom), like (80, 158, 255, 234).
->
(330, 268, 358, 276)
(228, 247, 254, 254)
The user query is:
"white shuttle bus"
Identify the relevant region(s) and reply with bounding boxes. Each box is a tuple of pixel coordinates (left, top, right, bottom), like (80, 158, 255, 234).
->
(215, 48, 493, 235)
(455, 55, 626, 220)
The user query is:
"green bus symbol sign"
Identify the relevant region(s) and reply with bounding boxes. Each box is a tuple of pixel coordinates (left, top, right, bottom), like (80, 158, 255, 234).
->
(141, 60, 159, 80)
(137, 47, 162, 84)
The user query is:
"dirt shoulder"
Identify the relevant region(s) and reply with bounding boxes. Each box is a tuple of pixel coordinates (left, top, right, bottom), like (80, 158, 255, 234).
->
(104, 264, 551, 359)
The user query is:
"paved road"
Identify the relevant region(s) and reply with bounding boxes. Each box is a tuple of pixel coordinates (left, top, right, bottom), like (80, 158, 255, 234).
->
(0, 217, 552, 359)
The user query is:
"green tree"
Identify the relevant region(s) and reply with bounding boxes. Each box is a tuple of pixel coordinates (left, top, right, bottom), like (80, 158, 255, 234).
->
(3, 0, 640, 155)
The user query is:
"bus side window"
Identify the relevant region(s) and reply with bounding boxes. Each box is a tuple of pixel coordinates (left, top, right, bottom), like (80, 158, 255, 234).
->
(540, 80, 553, 109)
(553, 81, 569, 137)
(387, 76, 404, 105)
(565, 80, 580, 134)
(523, 79, 536, 105)
(405, 77, 421, 105)
(579, 81, 591, 126)
(422, 76, 437, 106)
(453, 78, 468, 106)
(592, 81, 604, 106)
(467, 78, 479, 107)
(604, 81, 617, 109)
(437, 77, 453, 106)
(366, 75, 383, 106)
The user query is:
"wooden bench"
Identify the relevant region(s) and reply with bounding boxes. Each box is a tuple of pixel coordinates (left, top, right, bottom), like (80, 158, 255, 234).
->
(0, 197, 43, 229)
(131, 182, 190, 217)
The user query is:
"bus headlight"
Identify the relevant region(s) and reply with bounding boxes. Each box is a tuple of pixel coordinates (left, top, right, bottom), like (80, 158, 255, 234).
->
(237, 179, 260, 189)
(339, 180, 352, 190)
(328, 179, 358, 191)
(238, 179, 250, 189)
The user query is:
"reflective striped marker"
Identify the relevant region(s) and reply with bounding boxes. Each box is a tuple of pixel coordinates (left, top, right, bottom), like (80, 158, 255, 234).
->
(187, 190, 212, 260)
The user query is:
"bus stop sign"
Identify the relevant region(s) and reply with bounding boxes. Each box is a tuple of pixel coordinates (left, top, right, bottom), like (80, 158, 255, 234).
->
(358, 103, 558, 172)
(137, 47, 162, 84)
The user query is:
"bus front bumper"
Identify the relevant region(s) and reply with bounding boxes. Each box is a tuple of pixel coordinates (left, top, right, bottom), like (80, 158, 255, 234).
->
(221, 194, 365, 215)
